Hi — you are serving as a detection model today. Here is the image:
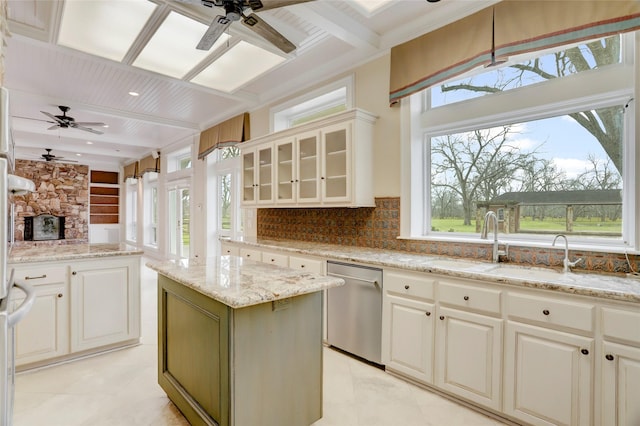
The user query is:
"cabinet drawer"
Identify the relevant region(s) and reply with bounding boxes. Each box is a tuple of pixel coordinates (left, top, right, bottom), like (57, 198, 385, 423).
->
(13, 265, 67, 285)
(384, 270, 435, 301)
(601, 307, 640, 344)
(438, 280, 501, 315)
(220, 243, 239, 256)
(239, 248, 262, 261)
(262, 251, 289, 267)
(507, 292, 594, 333)
(288, 256, 324, 275)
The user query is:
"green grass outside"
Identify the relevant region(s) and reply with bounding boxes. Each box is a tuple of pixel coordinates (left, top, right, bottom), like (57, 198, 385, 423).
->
(431, 217, 622, 234)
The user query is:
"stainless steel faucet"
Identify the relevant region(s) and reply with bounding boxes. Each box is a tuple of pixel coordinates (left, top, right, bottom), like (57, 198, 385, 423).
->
(552, 234, 582, 273)
(481, 211, 508, 262)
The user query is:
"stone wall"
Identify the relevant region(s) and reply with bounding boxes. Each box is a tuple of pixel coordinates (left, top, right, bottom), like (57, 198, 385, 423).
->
(13, 159, 89, 243)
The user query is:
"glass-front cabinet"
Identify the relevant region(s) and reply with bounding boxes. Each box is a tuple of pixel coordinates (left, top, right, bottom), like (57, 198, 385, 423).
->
(242, 144, 274, 205)
(241, 109, 376, 208)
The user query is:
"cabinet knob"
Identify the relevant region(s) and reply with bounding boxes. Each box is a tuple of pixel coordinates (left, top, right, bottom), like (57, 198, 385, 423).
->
(404, 285, 410, 290)
(581, 349, 589, 355)
(463, 295, 469, 301)
(57, 293, 63, 298)
(300, 264, 305, 268)
(321, 176, 325, 180)
(542, 309, 550, 315)
(270, 258, 275, 262)
(605, 354, 614, 361)
(425, 312, 431, 316)
(439, 315, 445, 320)
(72, 271, 77, 276)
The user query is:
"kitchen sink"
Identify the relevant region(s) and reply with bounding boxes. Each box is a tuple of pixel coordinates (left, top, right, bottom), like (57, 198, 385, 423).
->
(427, 259, 490, 271)
(484, 264, 565, 281)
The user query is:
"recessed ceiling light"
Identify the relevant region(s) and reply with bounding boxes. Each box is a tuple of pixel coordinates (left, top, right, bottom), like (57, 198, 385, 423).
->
(86, 141, 93, 145)
(133, 11, 230, 79)
(57, 0, 156, 62)
(128, 91, 139, 97)
(76, 153, 82, 157)
(191, 41, 286, 93)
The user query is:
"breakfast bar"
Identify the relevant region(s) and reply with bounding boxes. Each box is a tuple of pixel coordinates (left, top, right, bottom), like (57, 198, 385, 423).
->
(146, 255, 344, 426)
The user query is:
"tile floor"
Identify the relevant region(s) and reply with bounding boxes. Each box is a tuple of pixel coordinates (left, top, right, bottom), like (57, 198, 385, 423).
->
(13, 261, 509, 426)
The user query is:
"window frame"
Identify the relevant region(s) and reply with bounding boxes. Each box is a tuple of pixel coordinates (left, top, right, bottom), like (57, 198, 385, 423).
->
(401, 32, 637, 252)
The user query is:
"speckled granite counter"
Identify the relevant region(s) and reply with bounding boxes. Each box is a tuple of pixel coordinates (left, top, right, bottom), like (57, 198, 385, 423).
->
(227, 238, 640, 304)
(9, 243, 143, 263)
(146, 255, 343, 309)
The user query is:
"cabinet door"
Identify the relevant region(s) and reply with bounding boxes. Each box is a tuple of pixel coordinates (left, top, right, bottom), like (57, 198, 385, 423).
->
(275, 138, 295, 204)
(601, 342, 640, 426)
(242, 149, 257, 204)
(383, 294, 434, 384)
(12, 282, 69, 366)
(504, 321, 593, 426)
(70, 258, 140, 352)
(435, 306, 503, 410)
(257, 144, 274, 204)
(296, 131, 321, 204)
(321, 123, 351, 203)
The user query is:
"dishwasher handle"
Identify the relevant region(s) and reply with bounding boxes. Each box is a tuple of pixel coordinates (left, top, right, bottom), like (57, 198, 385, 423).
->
(329, 272, 379, 286)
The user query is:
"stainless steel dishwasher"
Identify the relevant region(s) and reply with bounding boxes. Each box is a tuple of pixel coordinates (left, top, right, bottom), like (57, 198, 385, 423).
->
(327, 261, 383, 365)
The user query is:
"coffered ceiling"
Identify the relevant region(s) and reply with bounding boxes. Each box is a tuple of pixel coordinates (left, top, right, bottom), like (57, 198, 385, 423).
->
(4, 0, 494, 169)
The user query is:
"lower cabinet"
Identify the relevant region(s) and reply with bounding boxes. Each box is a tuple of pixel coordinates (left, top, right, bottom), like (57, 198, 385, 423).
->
(601, 342, 640, 426)
(70, 257, 141, 352)
(12, 266, 69, 366)
(504, 321, 594, 426)
(435, 307, 503, 411)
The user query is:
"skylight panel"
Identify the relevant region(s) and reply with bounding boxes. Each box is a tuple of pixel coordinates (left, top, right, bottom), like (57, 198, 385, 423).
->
(58, 0, 156, 62)
(133, 11, 229, 79)
(191, 41, 286, 93)
(350, 0, 393, 15)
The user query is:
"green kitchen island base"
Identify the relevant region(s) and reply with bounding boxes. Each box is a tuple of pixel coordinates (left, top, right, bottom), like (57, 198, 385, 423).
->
(158, 274, 324, 426)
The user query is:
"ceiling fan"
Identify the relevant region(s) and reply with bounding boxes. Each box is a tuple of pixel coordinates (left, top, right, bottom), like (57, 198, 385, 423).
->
(176, 0, 315, 53)
(38, 148, 78, 163)
(40, 106, 106, 135)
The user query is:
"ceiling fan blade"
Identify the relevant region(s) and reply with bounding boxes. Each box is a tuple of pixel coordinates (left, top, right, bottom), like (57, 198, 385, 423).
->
(247, 0, 314, 12)
(41, 111, 64, 124)
(73, 122, 106, 127)
(197, 15, 232, 51)
(73, 124, 103, 135)
(47, 124, 60, 130)
(13, 115, 54, 123)
(242, 13, 296, 53)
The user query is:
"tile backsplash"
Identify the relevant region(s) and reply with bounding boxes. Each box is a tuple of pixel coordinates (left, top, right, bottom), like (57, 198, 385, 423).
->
(257, 197, 640, 274)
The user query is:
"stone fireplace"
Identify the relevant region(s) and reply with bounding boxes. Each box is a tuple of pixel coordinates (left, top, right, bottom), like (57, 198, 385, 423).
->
(13, 159, 89, 244)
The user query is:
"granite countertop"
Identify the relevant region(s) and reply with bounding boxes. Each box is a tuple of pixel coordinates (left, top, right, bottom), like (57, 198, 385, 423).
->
(8, 243, 144, 263)
(146, 255, 344, 309)
(228, 238, 640, 304)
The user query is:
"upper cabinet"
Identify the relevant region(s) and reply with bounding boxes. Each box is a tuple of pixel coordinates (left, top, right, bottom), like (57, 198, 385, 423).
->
(241, 109, 377, 208)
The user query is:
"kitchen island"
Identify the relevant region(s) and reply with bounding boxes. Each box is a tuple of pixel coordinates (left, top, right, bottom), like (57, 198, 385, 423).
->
(146, 255, 344, 426)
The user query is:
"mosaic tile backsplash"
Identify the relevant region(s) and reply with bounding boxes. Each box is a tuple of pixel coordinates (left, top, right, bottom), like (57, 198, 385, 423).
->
(257, 197, 640, 275)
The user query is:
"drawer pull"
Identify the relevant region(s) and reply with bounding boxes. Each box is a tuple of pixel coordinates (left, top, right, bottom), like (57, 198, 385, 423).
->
(426, 312, 431, 316)
(404, 285, 410, 290)
(463, 295, 469, 301)
(57, 293, 63, 298)
(581, 349, 589, 355)
(25, 274, 46, 280)
(270, 258, 275, 262)
(439, 315, 445, 320)
(300, 265, 305, 268)
(542, 309, 550, 316)
(72, 271, 77, 276)
(605, 354, 614, 361)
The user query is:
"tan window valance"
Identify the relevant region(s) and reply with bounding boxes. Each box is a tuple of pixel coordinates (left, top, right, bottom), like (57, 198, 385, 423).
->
(389, 0, 640, 105)
(123, 161, 138, 182)
(197, 112, 250, 159)
(138, 154, 159, 176)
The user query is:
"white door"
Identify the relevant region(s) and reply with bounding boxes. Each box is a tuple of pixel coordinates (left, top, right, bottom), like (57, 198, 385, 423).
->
(168, 185, 190, 259)
(601, 341, 640, 426)
(504, 321, 593, 426)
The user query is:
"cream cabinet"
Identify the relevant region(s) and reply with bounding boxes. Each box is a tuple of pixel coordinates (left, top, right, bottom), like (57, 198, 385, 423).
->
(242, 109, 376, 208)
(435, 279, 503, 411)
(242, 144, 274, 205)
(220, 241, 239, 256)
(600, 306, 640, 426)
(382, 269, 435, 384)
(11, 265, 69, 366)
(69, 256, 141, 352)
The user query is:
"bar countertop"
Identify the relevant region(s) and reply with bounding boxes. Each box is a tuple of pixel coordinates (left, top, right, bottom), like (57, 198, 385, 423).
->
(146, 255, 344, 309)
(8, 242, 143, 263)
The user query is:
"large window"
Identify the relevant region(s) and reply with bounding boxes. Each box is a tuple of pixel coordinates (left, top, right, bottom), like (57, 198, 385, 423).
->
(405, 33, 636, 249)
(143, 172, 158, 247)
(207, 146, 242, 252)
(125, 178, 137, 242)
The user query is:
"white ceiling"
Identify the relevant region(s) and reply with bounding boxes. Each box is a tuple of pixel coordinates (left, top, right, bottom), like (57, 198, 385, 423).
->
(4, 0, 494, 170)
